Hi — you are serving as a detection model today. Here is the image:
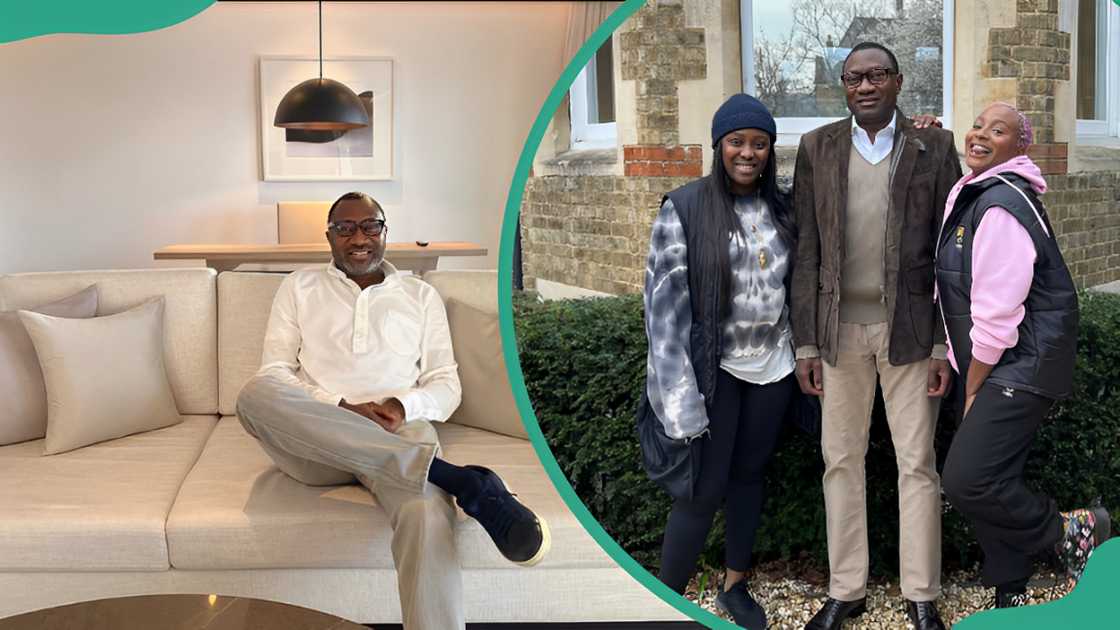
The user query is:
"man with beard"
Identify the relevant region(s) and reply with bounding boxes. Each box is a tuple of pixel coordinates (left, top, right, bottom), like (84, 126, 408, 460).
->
(791, 43, 961, 630)
(235, 192, 549, 630)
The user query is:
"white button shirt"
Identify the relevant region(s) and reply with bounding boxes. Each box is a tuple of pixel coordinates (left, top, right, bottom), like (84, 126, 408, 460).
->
(256, 261, 462, 423)
(851, 111, 897, 165)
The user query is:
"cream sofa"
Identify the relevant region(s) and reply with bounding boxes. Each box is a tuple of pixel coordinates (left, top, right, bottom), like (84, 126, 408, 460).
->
(0, 268, 683, 624)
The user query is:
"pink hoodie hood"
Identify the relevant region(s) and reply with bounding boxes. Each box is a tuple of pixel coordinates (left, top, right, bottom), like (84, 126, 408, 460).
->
(941, 154, 1047, 228)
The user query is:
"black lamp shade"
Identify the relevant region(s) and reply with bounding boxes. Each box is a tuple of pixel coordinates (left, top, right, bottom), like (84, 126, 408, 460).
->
(274, 77, 371, 131)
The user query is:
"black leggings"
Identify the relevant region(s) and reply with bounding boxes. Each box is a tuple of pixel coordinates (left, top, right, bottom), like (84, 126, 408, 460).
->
(942, 381, 1063, 587)
(658, 369, 795, 593)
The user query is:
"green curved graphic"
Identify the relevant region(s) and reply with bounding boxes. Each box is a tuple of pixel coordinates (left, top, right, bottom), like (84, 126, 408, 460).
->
(1, 0, 213, 44)
(956, 539, 1120, 629)
(494, 2, 1119, 629)
(495, 1, 736, 627)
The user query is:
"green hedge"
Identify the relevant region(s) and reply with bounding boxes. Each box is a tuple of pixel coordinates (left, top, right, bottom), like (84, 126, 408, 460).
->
(512, 290, 1120, 575)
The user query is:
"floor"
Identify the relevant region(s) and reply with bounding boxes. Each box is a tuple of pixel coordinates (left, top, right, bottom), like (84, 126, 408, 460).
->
(0, 595, 703, 630)
(0, 595, 362, 630)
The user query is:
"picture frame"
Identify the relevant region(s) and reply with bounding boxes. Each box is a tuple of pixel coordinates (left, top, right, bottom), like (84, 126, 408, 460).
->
(259, 56, 393, 181)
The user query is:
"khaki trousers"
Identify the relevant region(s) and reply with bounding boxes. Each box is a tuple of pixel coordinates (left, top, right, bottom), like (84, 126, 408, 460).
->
(821, 322, 941, 602)
(236, 373, 464, 630)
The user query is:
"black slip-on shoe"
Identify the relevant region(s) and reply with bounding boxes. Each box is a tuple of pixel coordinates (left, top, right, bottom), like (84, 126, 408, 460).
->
(804, 597, 866, 630)
(715, 580, 766, 629)
(458, 465, 551, 566)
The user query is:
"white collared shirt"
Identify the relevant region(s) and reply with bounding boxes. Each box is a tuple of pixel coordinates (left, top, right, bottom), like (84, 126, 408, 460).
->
(256, 261, 461, 423)
(851, 111, 897, 165)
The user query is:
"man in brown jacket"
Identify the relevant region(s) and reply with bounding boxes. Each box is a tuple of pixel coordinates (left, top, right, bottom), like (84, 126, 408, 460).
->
(791, 43, 962, 630)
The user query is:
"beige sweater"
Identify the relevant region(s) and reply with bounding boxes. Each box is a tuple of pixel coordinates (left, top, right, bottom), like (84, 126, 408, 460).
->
(839, 145, 891, 323)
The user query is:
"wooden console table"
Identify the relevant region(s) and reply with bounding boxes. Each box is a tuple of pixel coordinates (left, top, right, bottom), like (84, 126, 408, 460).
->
(153, 242, 487, 273)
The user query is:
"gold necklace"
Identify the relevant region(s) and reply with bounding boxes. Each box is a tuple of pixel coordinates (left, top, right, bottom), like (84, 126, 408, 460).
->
(748, 224, 768, 269)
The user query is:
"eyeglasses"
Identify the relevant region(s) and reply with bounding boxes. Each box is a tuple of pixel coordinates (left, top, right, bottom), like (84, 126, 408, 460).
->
(840, 67, 897, 89)
(328, 219, 387, 237)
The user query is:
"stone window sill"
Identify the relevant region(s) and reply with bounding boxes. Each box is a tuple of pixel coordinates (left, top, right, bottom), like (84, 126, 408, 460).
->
(1070, 141, 1120, 173)
(535, 148, 619, 177)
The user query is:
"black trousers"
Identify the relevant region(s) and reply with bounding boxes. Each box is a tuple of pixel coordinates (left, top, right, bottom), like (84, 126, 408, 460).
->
(942, 380, 1063, 587)
(658, 369, 794, 593)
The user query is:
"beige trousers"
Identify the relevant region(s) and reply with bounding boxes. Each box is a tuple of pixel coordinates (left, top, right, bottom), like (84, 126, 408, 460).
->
(236, 373, 464, 630)
(821, 322, 941, 602)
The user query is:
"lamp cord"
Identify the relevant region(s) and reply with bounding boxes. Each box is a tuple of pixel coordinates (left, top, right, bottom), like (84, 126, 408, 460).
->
(318, 0, 323, 80)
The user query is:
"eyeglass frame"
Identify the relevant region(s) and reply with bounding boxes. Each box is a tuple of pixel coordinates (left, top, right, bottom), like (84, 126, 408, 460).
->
(839, 67, 898, 89)
(327, 218, 388, 238)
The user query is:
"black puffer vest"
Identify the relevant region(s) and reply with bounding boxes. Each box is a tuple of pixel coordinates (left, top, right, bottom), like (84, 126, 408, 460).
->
(934, 172, 1078, 399)
(664, 179, 723, 406)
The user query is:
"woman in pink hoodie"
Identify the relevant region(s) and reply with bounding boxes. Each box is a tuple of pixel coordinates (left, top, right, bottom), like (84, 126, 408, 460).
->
(934, 102, 1111, 609)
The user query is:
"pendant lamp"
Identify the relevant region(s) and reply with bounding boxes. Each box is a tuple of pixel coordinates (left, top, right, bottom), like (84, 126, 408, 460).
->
(274, 0, 370, 131)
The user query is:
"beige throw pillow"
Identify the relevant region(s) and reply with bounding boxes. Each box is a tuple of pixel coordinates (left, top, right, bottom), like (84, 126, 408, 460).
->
(443, 298, 527, 439)
(0, 285, 99, 445)
(19, 297, 182, 455)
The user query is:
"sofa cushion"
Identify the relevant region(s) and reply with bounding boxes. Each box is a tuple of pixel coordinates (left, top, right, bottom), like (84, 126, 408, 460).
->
(0, 284, 98, 446)
(443, 298, 526, 438)
(21, 298, 183, 455)
(0, 269, 218, 415)
(419, 270, 526, 435)
(0, 415, 217, 571)
(167, 418, 611, 570)
(216, 272, 286, 415)
(420, 270, 497, 315)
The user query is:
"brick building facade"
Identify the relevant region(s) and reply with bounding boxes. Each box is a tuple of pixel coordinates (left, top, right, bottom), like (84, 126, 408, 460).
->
(520, 0, 1120, 294)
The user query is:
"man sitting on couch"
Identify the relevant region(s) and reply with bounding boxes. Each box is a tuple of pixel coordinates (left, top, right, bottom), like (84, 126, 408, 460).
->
(236, 191, 549, 630)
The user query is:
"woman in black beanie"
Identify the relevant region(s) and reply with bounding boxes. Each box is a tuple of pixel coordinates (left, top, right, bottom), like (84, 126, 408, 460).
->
(640, 93, 797, 629)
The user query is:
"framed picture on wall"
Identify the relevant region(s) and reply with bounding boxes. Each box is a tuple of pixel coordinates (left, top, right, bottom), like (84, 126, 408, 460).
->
(259, 56, 393, 181)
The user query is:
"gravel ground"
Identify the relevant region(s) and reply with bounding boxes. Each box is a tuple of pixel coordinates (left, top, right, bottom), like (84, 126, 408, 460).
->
(685, 563, 1072, 629)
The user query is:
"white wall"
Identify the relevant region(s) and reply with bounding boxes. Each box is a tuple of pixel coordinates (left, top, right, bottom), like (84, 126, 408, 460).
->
(0, 1, 569, 273)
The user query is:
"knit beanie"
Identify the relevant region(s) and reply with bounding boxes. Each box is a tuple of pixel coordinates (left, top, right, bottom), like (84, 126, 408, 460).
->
(710, 93, 776, 148)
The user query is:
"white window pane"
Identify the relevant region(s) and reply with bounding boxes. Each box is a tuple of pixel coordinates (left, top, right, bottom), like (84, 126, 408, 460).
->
(752, 0, 944, 118)
(569, 39, 617, 149)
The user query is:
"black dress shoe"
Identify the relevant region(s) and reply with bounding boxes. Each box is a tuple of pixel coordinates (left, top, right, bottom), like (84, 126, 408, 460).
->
(804, 597, 866, 630)
(715, 580, 766, 629)
(906, 599, 946, 630)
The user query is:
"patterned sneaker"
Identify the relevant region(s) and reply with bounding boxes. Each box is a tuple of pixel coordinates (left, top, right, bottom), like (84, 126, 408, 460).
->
(1055, 506, 1111, 584)
(457, 465, 551, 566)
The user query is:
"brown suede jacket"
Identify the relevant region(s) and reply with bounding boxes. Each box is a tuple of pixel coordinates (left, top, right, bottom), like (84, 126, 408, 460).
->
(790, 112, 963, 367)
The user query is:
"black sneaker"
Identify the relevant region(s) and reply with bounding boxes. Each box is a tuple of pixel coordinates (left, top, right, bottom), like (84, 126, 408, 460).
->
(994, 589, 1030, 608)
(458, 465, 550, 566)
(715, 580, 766, 629)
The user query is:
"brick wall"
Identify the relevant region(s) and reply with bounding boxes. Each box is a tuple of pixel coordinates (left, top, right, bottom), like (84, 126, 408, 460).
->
(521, 175, 690, 294)
(1045, 172, 1120, 289)
(622, 146, 702, 177)
(522, 0, 707, 294)
(986, 0, 1072, 174)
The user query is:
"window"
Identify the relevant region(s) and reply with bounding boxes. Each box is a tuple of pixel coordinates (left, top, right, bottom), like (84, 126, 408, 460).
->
(1076, 0, 1120, 138)
(741, 0, 954, 143)
(570, 37, 617, 150)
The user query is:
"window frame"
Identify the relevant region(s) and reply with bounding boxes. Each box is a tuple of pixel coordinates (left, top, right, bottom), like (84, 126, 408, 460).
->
(740, 0, 955, 145)
(569, 46, 617, 151)
(1075, 0, 1120, 139)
